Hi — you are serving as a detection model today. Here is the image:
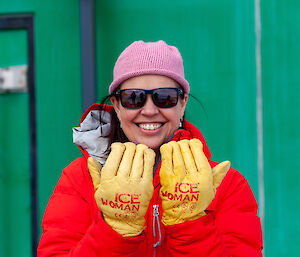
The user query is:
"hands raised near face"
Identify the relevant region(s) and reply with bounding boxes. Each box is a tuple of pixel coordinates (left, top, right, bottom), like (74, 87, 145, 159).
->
(88, 142, 155, 237)
(159, 139, 230, 225)
(88, 139, 230, 236)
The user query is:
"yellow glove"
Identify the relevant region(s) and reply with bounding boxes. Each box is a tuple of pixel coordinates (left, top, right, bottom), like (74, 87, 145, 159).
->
(88, 142, 155, 237)
(159, 139, 230, 225)
(88, 157, 102, 191)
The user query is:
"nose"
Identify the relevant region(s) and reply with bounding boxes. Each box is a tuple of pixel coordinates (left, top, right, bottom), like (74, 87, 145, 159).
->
(140, 94, 159, 116)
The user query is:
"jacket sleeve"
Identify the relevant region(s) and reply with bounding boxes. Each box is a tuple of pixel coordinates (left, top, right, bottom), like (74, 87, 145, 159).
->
(37, 158, 144, 257)
(163, 167, 263, 257)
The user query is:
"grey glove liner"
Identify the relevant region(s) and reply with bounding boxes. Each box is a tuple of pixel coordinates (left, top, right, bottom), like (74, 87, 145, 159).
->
(73, 109, 111, 165)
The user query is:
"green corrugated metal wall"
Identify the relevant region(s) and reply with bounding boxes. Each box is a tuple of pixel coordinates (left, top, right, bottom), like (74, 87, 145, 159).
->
(0, 1, 299, 256)
(262, 1, 300, 255)
(0, 1, 81, 257)
(0, 29, 31, 256)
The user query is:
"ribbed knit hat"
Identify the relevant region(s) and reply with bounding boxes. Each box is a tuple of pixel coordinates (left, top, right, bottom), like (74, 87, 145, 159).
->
(109, 40, 189, 94)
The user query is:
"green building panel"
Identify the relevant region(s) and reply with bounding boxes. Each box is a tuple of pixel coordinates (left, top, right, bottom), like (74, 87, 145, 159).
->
(262, 0, 300, 256)
(0, 29, 31, 257)
(0, 1, 82, 256)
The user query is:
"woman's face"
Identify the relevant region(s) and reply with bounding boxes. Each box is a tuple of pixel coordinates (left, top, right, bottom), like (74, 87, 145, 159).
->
(111, 74, 188, 151)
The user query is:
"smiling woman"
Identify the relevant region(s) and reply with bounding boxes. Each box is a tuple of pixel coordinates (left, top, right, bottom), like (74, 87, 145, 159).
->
(37, 40, 263, 257)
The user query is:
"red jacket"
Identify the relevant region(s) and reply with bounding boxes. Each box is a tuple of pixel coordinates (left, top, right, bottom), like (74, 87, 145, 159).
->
(38, 104, 263, 257)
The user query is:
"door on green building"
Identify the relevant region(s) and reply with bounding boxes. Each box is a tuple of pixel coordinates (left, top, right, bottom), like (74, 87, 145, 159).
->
(0, 28, 32, 257)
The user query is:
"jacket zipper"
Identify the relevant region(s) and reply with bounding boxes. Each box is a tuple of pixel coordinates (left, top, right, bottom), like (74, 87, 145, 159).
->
(153, 155, 162, 256)
(153, 204, 161, 257)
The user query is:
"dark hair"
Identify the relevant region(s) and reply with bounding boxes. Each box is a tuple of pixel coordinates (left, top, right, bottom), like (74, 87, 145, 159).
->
(99, 95, 128, 147)
(188, 93, 208, 119)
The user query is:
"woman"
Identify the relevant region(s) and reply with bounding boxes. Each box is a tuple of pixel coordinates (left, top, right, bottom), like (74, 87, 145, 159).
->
(38, 41, 263, 256)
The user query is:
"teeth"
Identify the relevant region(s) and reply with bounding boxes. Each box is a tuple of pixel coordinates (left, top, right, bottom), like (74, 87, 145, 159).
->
(139, 123, 162, 130)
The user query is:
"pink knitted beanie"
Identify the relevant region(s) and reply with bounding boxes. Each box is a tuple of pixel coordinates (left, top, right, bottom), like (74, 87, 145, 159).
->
(109, 40, 189, 94)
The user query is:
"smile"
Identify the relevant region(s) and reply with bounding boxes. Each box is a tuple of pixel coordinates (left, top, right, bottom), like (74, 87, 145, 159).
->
(138, 123, 163, 131)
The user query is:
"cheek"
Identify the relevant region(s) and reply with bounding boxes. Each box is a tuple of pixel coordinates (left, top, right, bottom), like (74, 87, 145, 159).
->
(175, 105, 185, 118)
(164, 109, 181, 125)
(119, 110, 137, 124)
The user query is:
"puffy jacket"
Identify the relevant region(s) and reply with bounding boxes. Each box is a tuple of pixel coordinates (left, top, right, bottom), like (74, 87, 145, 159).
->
(37, 104, 263, 257)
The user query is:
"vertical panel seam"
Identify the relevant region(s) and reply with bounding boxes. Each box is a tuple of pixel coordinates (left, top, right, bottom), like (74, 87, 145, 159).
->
(80, 0, 96, 111)
(255, 0, 265, 246)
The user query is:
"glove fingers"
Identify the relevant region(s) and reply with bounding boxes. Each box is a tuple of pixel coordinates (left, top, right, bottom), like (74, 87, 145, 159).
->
(160, 143, 173, 185)
(143, 148, 155, 180)
(178, 140, 197, 175)
(87, 157, 102, 191)
(118, 142, 136, 177)
(102, 142, 125, 180)
(189, 139, 211, 176)
(169, 141, 186, 179)
(131, 144, 148, 178)
(212, 161, 231, 189)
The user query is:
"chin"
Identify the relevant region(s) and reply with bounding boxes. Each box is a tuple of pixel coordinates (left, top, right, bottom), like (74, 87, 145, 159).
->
(135, 139, 162, 152)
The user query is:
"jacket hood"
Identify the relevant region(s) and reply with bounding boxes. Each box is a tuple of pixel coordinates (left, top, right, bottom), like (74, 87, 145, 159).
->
(73, 103, 211, 164)
(73, 104, 113, 165)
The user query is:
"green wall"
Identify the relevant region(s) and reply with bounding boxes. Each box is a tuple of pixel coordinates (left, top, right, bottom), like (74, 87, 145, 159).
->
(0, 29, 31, 257)
(262, 0, 300, 256)
(0, 1, 81, 256)
(0, 1, 299, 256)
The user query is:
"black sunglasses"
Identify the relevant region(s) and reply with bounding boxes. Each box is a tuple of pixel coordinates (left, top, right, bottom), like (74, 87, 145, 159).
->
(114, 88, 184, 109)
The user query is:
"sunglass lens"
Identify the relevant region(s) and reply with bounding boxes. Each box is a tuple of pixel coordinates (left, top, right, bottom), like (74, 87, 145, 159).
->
(121, 90, 146, 108)
(152, 88, 178, 108)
